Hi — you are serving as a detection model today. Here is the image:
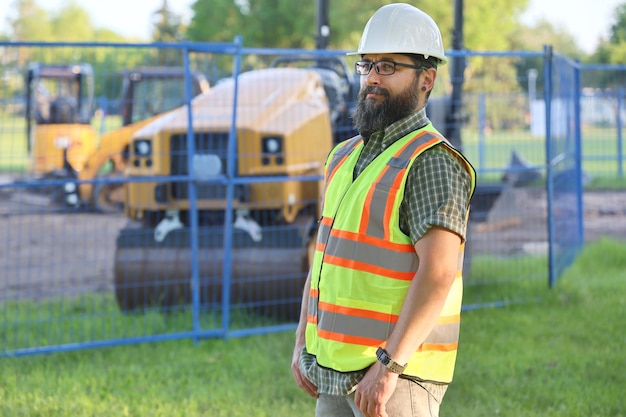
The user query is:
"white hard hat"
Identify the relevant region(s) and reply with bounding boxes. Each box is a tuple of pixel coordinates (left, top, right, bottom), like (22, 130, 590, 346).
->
(347, 3, 447, 65)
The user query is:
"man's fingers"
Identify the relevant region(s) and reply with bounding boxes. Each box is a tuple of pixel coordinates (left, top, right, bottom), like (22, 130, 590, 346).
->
(292, 369, 319, 398)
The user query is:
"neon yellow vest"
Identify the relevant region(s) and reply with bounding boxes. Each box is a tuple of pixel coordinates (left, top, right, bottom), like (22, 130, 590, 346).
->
(305, 126, 476, 383)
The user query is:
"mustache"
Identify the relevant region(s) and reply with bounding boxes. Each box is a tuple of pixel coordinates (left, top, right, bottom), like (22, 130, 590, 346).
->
(359, 86, 390, 99)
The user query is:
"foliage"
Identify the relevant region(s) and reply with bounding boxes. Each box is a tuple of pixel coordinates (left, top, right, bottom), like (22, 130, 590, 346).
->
(5, 0, 626, 66)
(6, 0, 140, 43)
(185, 0, 532, 51)
(591, 3, 626, 66)
(8, 0, 54, 41)
(463, 0, 527, 51)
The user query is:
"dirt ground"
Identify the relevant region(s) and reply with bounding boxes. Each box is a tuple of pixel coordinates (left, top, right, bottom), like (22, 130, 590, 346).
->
(469, 186, 626, 257)
(1, 174, 625, 300)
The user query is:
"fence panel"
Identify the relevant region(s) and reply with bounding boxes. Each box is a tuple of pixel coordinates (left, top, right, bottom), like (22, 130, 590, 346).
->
(0, 42, 575, 356)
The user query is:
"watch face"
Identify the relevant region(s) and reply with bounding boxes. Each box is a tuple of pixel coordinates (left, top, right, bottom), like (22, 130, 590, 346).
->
(376, 347, 388, 364)
(376, 347, 406, 374)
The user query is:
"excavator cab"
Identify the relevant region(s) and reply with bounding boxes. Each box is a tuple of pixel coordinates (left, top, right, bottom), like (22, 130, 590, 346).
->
(25, 63, 97, 176)
(118, 67, 210, 126)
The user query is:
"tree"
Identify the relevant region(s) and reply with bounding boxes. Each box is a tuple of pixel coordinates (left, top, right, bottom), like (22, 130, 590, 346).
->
(185, 0, 538, 52)
(592, 3, 626, 65)
(186, 0, 244, 44)
(151, 0, 186, 65)
(50, 0, 95, 42)
(152, 0, 184, 43)
(7, 0, 136, 43)
(187, 0, 317, 48)
(8, 0, 53, 41)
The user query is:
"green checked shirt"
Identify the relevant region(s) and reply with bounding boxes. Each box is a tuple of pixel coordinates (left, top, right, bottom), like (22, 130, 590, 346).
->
(299, 107, 473, 396)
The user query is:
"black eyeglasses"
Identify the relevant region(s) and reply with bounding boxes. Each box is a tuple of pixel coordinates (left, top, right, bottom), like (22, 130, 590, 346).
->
(354, 60, 429, 76)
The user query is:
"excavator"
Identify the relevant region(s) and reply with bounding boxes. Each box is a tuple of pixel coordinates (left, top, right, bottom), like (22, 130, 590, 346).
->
(24, 63, 210, 211)
(113, 59, 358, 320)
(25, 63, 98, 183)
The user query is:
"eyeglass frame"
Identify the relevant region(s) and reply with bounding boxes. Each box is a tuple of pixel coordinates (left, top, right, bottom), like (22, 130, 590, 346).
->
(354, 60, 430, 76)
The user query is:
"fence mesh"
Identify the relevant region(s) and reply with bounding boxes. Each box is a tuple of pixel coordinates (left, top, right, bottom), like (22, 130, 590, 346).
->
(0, 41, 612, 356)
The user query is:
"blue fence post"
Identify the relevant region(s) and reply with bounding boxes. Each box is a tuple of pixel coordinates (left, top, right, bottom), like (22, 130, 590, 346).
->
(573, 60, 585, 257)
(182, 46, 202, 343)
(543, 45, 557, 288)
(478, 92, 486, 172)
(221, 35, 244, 340)
(617, 88, 624, 178)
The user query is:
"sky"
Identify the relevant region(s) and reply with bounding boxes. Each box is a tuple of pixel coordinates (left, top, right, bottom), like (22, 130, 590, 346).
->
(0, 0, 624, 53)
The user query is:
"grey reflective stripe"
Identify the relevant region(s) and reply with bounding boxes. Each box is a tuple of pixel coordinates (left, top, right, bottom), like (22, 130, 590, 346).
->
(318, 309, 393, 341)
(320, 137, 362, 214)
(326, 136, 362, 178)
(457, 248, 465, 269)
(365, 132, 440, 239)
(324, 234, 418, 274)
(421, 321, 460, 345)
(316, 307, 460, 346)
(317, 222, 332, 244)
(307, 293, 318, 317)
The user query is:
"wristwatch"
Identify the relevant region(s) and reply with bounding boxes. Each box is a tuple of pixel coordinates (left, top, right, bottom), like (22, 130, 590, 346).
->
(376, 347, 407, 374)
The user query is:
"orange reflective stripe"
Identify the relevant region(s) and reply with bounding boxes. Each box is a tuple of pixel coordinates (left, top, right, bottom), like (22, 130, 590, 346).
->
(325, 137, 361, 184)
(318, 301, 398, 323)
(321, 138, 362, 210)
(420, 342, 459, 353)
(359, 161, 390, 233)
(322, 254, 415, 281)
(360, 186, 373, 234)
(320, 216, 333, 226)
(362, 132, 442, 239)
(382, 166, 407, 239)
(317, 328, 384, 347)
(437, 314, 460, 325)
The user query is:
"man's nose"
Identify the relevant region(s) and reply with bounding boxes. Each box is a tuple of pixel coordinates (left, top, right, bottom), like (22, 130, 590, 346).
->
(365, 69, 381, 85)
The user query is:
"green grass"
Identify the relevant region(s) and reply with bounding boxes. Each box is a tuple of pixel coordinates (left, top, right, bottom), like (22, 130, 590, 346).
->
(0, 114, 28, 172)
(1, 238, 624, 416)
(444, 237, 626, 416)
(0, 113, 123, 173)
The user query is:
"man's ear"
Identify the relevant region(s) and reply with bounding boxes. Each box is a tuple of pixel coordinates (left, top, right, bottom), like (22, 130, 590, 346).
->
(421, 68, 437, 92)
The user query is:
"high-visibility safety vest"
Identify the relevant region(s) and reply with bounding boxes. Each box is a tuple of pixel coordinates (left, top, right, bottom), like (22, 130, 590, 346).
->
(305, 125, 476, 383)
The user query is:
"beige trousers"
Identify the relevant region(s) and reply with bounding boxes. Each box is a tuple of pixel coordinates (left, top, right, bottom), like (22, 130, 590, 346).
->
(315, 378, 448, 417)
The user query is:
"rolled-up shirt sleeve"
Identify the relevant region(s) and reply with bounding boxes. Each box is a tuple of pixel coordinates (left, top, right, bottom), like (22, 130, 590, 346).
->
(400, 145, 473, 245)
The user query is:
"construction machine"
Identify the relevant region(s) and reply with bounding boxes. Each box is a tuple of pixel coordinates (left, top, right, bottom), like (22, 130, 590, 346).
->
(24, 63, 209, 211)
(25, 63, 98, 181)
(73, 67, 210, 212)
(113, 64, 356, 320)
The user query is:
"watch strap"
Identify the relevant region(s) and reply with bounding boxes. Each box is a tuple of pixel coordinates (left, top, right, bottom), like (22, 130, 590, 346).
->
(376, 347, 407, 374)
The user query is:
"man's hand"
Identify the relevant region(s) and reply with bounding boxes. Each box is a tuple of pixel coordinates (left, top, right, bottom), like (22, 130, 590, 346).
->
(291, 343, 319, 398)
(354, 362, 399, 417)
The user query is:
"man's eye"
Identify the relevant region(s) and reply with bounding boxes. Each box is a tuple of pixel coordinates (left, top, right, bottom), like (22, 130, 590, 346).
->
(379, 63, 394, 72)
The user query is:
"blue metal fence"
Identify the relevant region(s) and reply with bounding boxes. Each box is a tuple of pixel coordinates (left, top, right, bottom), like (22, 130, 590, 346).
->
(545, 49, 584, 285)
(0, 41, 599, 357)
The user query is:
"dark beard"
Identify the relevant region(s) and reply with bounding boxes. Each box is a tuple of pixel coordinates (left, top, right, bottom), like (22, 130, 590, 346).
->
(351, 77, 420, 139)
